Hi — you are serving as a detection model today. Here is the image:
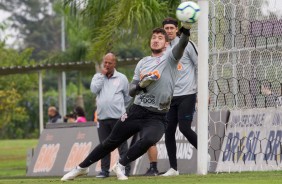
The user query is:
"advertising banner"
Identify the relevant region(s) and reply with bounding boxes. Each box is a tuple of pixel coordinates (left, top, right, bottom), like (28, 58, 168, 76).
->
(216, 108, 282, 172)
(27, 110, 230, 176)
(131, 110, 230, 174)
(27, 123, 120, 176)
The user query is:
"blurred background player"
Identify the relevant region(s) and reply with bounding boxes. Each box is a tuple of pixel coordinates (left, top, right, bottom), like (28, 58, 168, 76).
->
(64, 111, 76, 123)
(47, 106, 62, 123)
(74, 106, 87, 123)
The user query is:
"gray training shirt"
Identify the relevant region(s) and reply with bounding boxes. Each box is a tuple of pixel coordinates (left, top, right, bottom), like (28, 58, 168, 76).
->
(90, 69, 132, 120)
(132, 33, 189, 112)
(167, 36, 198, 96)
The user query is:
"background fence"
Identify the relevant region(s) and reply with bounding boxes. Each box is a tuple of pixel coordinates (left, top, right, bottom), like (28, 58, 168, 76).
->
(207, 0, 282, 110)
(190, 0, 282, 172)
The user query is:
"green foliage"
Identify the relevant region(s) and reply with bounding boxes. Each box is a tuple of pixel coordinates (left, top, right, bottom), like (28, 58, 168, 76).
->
(0, 139, 38, 177)
(67, 82, 78, 97)
(44, 1, 91, 64)
(117, 66, 135, 81)
(0, 90, 27, 128)
(87, 0, 169, 60)
(81, 91, 96, 121)
(0, 0, 61, 60)
(64, 0, 180, 61)
(113, 37, 148, 59)
(0, 45, 38, 138)
(0, 46, 35, 66)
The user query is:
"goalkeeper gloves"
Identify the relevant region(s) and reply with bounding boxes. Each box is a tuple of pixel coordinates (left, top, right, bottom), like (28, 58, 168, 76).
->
(179, 22, 191, 36)
(137, 74, 159, 93)
(139, 74, 159, 88)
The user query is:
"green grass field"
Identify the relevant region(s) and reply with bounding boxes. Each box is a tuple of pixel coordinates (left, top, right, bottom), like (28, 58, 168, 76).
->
(0, 139, 282, 184)
(0, 139, 38, 177)
(0, 172, 282, 184)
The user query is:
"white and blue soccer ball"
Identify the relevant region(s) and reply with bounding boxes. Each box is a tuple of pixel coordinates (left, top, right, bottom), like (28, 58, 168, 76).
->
(176, 1, 201, 23)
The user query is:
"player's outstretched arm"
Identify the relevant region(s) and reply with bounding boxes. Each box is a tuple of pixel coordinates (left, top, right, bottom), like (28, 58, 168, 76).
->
(171, 26, 190, 61)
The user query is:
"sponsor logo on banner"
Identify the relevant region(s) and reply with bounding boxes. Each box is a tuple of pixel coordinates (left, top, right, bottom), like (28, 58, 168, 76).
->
(64, 142, 92, 171)
(33, 144, 60, 173)
(216, 108, 282, 172)
(27, 125, 101, 176)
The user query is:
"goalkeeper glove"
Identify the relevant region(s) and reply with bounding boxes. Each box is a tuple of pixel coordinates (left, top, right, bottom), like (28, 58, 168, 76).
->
(139, 74, 159, 88)
(179, 22, 191, 36)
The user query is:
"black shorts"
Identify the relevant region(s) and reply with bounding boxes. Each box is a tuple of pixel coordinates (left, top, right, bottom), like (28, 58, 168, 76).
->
(167, 94, 196, 122)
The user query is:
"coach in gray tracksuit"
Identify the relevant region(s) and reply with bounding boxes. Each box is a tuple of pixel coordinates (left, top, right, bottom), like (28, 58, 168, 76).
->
(90, 53, 132, 177)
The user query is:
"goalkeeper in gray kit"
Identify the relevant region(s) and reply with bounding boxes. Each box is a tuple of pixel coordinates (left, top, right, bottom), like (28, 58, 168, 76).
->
(61, 23, 192, 181)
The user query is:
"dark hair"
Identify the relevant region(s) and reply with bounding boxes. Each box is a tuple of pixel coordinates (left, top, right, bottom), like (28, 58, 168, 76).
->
(152, 27, 169, 42)
(66, 111, 76, 118)
(162, 17, 178, 27)
(74, 106, 85, 117)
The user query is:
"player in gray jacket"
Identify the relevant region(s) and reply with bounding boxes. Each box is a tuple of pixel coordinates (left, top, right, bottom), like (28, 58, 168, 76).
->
(61, 26, 191, 181)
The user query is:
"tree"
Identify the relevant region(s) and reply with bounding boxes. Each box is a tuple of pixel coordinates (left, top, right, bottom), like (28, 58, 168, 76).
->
(0, 89, 26, 128)
(0, 44, 38, 138)
(0, 0, 61, 60)
(45, 1, 91, 63)
(64, 0, 182, 61)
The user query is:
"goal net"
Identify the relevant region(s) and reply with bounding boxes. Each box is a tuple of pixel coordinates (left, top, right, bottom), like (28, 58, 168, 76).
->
(191, 0, 282, 172)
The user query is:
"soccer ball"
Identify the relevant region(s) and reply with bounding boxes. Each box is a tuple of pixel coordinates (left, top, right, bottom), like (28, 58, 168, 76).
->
(176, 1, 201, 23)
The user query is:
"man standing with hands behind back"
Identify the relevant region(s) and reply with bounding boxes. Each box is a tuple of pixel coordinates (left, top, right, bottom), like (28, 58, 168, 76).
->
(91, 53, 132, 178)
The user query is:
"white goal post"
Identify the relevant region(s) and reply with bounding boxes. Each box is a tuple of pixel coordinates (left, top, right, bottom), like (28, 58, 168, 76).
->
(197, 0, 210, 175)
